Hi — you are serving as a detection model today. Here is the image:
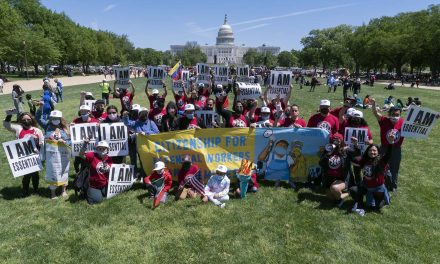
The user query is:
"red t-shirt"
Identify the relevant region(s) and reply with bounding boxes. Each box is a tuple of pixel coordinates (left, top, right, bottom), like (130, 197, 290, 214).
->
(148, 95, 162, 110)
(339, 120, 373, 141)
(379, 116, 404, 147)
(215, 96, 229, 110)
(227, 114, 249, 128)
(174, 94, 187, 111)
(18, 127, 41, 147)
(268, 102, 286, 114)
(360, 159, 386, 188)
(148, 108, 167, 128)
(278, 117, 307, 128)
(198, 89, 210, 98)
(178, 116, 200, 130)
(85, 152, 113, 189)
(330, 107, 345, 118)
(177, 164, 199, 186)
(325, 154, 344, 179)
(307, 113, 339, 135)
(144, 169, 173, 193)
(92, 111, 108, 122)
(119, 92, 134, 112)
(72, 117, 99, 124)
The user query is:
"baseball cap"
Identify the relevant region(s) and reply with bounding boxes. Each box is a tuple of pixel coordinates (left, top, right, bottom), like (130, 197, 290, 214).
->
(153, 161, 165, 171)
(152, 89, 159, 95)
(216, 164, 227, 174)
(320, 99, 331, 106)
(261, 106, 270, 113)
(79, 105, 91, 111)
(184, 104, 195, 111)
(352, 110, 364, 118)
(49, 110, 62, 118)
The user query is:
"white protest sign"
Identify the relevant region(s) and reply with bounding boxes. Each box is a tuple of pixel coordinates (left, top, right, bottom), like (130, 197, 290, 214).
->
(196, 63, 210, 84)
(45, 141, 70, 185)
(147, 66, 165, 89)
(268, 71, 292, 99)
(2, 137, 43, 178)
(114, 67, 130, 89)
(237, 82, 262, 100)
(213, 65, 229, 85)
(344, 127, 369, 153)
(195, 110, 220, 128)
(107, 164, 136, 199)
(182, 70, 190, 83)
(172, 81, 185, 93)
(99, 122, 129, 156)
(84, 100, 96, 111)
(401, 106, 439, 139)
(236, 65, 250, 82)
(70, 123, 100, 156)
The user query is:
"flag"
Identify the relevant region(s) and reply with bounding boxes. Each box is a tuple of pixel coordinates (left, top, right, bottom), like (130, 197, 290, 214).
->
(151, 177, 165, 208)
(168, 60, 183, 81)
(185, 170, 205, 196)
(238, 159, 253, 176)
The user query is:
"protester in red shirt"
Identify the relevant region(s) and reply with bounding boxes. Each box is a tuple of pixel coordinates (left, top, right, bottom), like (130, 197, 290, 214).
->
(171, 84, 188, 112)
(79, 140, 113, 205)
(188, 89, 205, 110)
(254, 106, 274, 128)
(330, 96, 356, 118)
(227, 101, 251, 128)
(175, 155, 201, 200)
(276, 104, 307, 128)
(113, 80, 135, 113)
(72, 105, 99, 124)
(148, 98, 167, 130)
(143, 161, 173, 203)
(307, 99, 339, 136)
(145, 80, 167, 110)
(92, 99, 108, 122)
(178, 104, 201, 130)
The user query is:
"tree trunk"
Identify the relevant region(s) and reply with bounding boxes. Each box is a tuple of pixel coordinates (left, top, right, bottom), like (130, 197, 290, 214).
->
(355, 63, 360, 77)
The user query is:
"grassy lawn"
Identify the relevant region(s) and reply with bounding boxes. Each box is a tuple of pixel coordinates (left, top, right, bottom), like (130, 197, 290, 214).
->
(0, 78, 439, 263)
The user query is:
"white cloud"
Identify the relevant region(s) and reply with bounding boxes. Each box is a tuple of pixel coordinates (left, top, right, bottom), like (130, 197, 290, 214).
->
(103, 4, 116, 12)
(235, 23, 270, 33)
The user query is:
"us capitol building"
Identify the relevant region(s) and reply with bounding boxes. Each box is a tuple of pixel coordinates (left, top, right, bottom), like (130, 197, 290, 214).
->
(170, 15, 280, 64)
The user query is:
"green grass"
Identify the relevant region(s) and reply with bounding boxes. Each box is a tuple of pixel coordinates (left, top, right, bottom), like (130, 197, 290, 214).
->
(0, 78, 439, 263)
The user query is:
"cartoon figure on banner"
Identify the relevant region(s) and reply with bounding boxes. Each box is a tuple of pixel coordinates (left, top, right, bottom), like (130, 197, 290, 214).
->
(289, 141, 307, 182)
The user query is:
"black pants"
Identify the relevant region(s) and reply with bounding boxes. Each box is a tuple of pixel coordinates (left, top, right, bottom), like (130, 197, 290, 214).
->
(74, 157, 85, 173)
(22, 171, 39, 194)
(349, 185, 367, 208)
(102, 93, 109, 105)
(310, 84, 316, 92)
(343, 89, 348, 99)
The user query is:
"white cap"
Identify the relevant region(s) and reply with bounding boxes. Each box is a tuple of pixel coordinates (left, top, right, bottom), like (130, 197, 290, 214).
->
(85, 92, 93, 96)
(49, 110, 62, 118)
(44, 79, 50, 84)
(346, 108, 355, 117)
(96, 141, 109, 149)
(153, 161, 165, 171)
(216, 164, 228, 173)
(152, 89, 159, 95)
(184, 104, 195, 111)
(131, 104, 141, 111)
(79, 105, 91, 111)
(261, 106, 270, 113)
(352, 110, 364, 118)
(216, 84, 223, 89)
(139, 107, 149, 113)
(198, 83, 205, 87)
(320, 99, 331, 106)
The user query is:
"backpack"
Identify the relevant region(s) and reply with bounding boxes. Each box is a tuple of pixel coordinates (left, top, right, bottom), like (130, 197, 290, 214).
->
(73, 164, 89, 199)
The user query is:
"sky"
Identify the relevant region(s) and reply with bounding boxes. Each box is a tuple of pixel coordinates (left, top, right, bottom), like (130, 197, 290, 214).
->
(41, 0, 440, 51)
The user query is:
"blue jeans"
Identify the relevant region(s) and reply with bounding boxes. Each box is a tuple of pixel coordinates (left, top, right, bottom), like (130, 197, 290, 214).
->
(87, 186, 107, 205)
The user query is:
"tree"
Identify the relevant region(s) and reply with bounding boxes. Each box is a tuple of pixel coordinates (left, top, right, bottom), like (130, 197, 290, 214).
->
(277, 51, 298, 67)
(175, 42, 207, 66)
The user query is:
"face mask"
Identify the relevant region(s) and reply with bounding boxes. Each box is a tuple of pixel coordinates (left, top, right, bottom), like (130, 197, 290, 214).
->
(157, 169, 164, 175)
(186, 114, 194, 119)
(96, 149, 108, 158)
(351, 118, 361, 125)
(139, 116, 148, 122)
(235, 107, 243, 114)
(81, 114, 89, 121)
(320, 108, 329, 115)
(120, 89, 127, 94)
(108, 113, 118, 120)
(51, 119, 60, 126)
(247, 101, 254, 109)
(274, 146, 287, 156)
(157, 102, 164, 108)
(182, 162, 191, 170)
(284, 112, 291, 117)
(96, 108, 104, 114)
(390, 116, 400, 123)
(261, 115, 269, 121)
(22, 120, 32, 128)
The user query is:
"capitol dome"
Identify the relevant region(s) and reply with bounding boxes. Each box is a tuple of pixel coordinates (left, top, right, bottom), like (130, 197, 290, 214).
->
(216, 14, 234, 46)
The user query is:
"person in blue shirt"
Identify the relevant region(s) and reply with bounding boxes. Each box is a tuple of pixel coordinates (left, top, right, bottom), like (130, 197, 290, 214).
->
(54, 78, 63, 103)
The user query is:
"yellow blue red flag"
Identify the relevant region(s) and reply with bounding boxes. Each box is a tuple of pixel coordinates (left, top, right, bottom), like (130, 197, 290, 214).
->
(168, 60, 183, 80)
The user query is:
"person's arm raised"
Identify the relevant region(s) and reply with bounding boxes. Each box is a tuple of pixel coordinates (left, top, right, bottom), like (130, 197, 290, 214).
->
(370, 98, 382, 121)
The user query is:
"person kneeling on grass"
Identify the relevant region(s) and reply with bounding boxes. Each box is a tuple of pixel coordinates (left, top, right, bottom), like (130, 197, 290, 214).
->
(175, 155, 202, 200)
(203, 165, 230, 208)
(143, 161, 173, 204)
(79, 140, 113, 205)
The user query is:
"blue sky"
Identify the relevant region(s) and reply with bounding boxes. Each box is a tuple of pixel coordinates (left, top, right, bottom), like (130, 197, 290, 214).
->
(41, 0, 439, 51)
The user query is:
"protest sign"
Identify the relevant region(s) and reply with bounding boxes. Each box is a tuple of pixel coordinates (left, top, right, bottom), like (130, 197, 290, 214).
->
(236, 65, 250, 82)
(84, 100, 96, 111)
(172, 81, 185, 93)
(236, 82, 262, 100)
(213, 65, 229, 86)
(138, 127, 329, 182)
(196, 63, 210, 84)
(99, 123, 129, 156)
(45, 140, 70, 186)
(182, 70, 190, 83)
(195, 110, 220, 128)
(70, 123, 100, 156)
(268, 71, 292, 99)
(401, 106, 439, 139)
(107, 164, 136, 199)
(2, 137, 43, 178)
(114, 67, 130, 89)
(147, 66, 165, 89)
(344, 127, 369, 153)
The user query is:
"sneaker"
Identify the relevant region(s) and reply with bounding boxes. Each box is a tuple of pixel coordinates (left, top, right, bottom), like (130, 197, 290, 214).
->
(355, 209, 366, 216)
(62, 191, 69, 198)
(251, 186, 258, 192)
(50, 196, 58, 200)
(219, 203, 226, 209)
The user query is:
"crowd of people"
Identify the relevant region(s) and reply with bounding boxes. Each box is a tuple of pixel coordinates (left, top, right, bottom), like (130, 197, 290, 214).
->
(2, 71, 417, 216)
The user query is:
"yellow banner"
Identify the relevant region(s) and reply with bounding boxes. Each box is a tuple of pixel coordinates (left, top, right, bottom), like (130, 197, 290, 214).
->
(137, 128, 255, 180)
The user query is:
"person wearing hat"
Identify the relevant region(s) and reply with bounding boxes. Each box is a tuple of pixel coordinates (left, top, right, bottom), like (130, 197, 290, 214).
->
(79, 140, 113, 205)
(203, 165, 230, 208)
(171, 82, 188, 113)
(99, 79, 110, 105)
(178, 103, 201, 130)
(148, 97, 167, 130)
(307, 99, 339, 136)
(143, 161, 173, 203)
(214, 83, 232, 121)
(54, 78, 63, 103)
(330, 96, 355, 118)
(197, 82, 211, 99)
(276, 104, 307, 128)
(226, 101, 250, 128)
(145, 79, 167, 110)
(254, 106, 274, 128)
(113, 80, 136, 113)
(91, 99, 108, 122)
(175, 155, 201, 200)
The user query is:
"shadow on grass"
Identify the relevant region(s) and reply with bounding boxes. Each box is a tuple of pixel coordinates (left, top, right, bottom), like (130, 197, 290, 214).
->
(0, 186, 51, 200)
(296, 191, 339, 210)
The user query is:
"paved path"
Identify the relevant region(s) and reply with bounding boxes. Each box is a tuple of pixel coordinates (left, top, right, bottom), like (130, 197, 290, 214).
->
(0, 74, 111, 95)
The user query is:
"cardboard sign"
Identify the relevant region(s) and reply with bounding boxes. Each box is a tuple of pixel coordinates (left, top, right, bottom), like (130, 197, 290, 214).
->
(195, 110, 220, 128)
(99, 123, 129, 156)
(236, 82, 262, 100)
(2, 137, 43, 178)
(172, 81, 186, 93)
(344, 127, 369, 153)
(147, 66, 165, 89)
(114, 67, 130, 89)
(45, 141, 70, 185)
(401, 106, 439, 139)
(268, 71, 292, 99)
(84, 100, 96, 111)
(182, 70, 190, 83)
(236, 65, 250, 82)
(70, 123, 100, 156)
(213, 65, 229, 86)
(107, 164, 136, 199)
(196, 63, 210, 84)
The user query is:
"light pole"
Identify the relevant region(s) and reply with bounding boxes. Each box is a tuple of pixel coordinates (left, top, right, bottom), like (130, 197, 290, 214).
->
(23, 40, 28, 80)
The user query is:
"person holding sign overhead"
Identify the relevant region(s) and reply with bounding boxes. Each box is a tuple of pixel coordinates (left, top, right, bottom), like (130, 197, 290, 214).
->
(79, 140, 113, 205)
(145, 80, 167, 110)
(114, 80, 136, 114)
(92, 99, 108, 122)
(4, 111, 44, 196)
(226, 101, 252, 128)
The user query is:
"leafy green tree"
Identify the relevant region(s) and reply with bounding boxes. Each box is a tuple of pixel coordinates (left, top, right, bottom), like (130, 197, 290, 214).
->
(277, 51, 298, 67)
